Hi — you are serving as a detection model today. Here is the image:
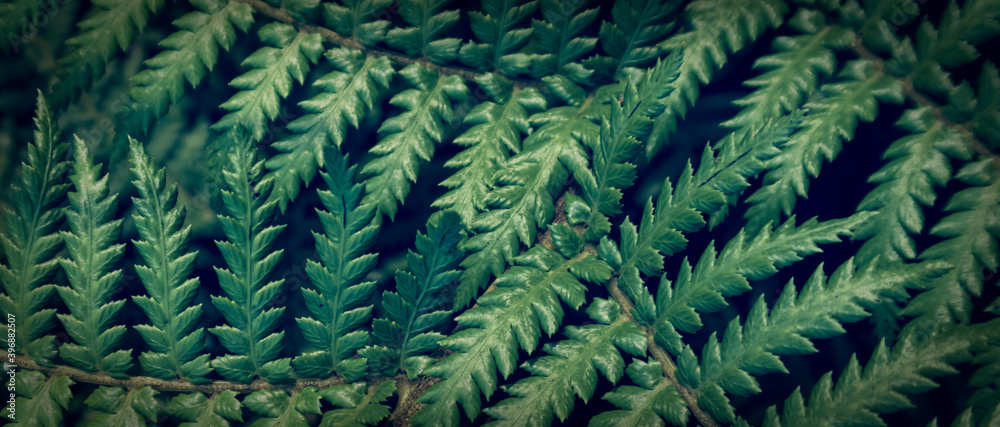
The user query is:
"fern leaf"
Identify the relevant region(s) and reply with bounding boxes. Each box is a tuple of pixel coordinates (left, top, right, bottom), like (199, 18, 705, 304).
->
(386, 0, 462, 63)
(904, 157, 1000, 324)
(85, 386, 161, 426)
(644, 213, 873, 353)
(589, 359, 688, 427)
(646, 0, 787, 156)
(722, 9, 852, 129)
(55, 136, 131, 377)
(0, 92, 70, 363)
(433, 73, 546, 224)
(128, 138, 211, 383)
(208, 141, 291, 383)
(318, 380, 396, 427)
(266, 48, 395, 211)
(5, 371, 74, 426)
(292, 150, 379, 380)
(412, 239, 611, 426)
(530, 0, 601, 83)
(454, 76, 601, 310)
(764, 322, 995, 426)
(50, 0, 164, 107)
(853, 107, 973, 265)
(115, 0, 254, 149)
(361, 63, 468, 219)
(244, 388, 323, 427)
(0, 0, 47, 54)
(585, 0, 679, 81)
(167, 390, 243, 427)
(211, 22, 324, 142)
(459, 0, 537, 75)
(362, 211, 464, 377)
(484, 298, 646, 426)
(323, 0, 394, 46)
(681, 257, 948, 423)
(744, 59, 904, 233)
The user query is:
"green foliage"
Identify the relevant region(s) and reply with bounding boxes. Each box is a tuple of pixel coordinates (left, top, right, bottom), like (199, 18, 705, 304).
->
(4, 0, 1000, 425)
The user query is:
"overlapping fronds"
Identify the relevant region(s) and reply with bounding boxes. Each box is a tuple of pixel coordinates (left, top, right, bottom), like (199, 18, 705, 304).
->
(208, 142, 291, 383)
(361, 63, 468, 219)
(0, 92, 70, 363)
(459, 0, 537, 75)
(55, 137, 131, 377)
(267, 48, 395, 211)
(385, 0, 461, 64)
(293, 150, 380, 381)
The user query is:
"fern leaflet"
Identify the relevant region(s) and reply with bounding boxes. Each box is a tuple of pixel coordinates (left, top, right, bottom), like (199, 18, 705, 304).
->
(386, 0, 462, 64)
(323, 0, 394, 46)
(318, 380, 395, 427)
(459, 0, 537, 75)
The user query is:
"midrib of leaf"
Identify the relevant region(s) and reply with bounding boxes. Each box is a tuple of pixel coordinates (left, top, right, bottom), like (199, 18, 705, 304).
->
(241, 175, 261, 372)
(80, 172, 101, 367)
(398, 248, 443, 364)
(326, 198, 352, 363)
(491, 0, 517, 66)
(141, 167, 177, 354)
(612, 0, 659, 78)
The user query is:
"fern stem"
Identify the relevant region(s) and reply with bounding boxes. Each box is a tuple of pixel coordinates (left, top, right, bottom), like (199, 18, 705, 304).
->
(606, 276, 718, 427)
(850, 39, 1000, 165)
(234, 0, 543, 89)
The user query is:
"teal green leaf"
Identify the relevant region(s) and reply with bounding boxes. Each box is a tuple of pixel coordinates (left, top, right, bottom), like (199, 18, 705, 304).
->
(7, 372, 74, 427)
(530, 0, 600, 84)
(323, 0, 394, 46)
(386, 0, 462, 63)
(85, 386, 161, 426)
(167, 391, 244, 427)
(244, 388, 322, 427)
(459, 0, 537, 75)
(318, 380, 396, 427)
(587, 0, 679, 80)
(0, 0, 48, 54)
(590, 359, 688, 427)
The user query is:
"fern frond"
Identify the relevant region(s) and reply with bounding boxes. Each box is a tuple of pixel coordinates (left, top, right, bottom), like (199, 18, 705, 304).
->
(589, 359, 688, 427)
(459, 0, 537, 75)
(585, 0, 679, 81)
(243, 388, 322, 426)
(85, 386, 161, 426)
(530, 0, 601, 84)
(167, 390, 243, 426)
(853, 107, 972, 265)
(115, 0, 254, 149)
(362, 211, 464, 377)
(208, 141, 291, 383)
(128, 138, 211, 383)
(744, 59, 904, 233)
(318, 380, 395, 427)
(763, 321, 996, 426)
(56, 136, 131, 377)
(0, 92, 70, 363)
(361, 63, 468, 219)
(50, 0, 164, 107)
(0, 0, 47, 54)
(646, 0, 786, 156)
(293, 150, 379, 381)
(453, 76, 602, 310)
(680, 257, 948, 423)
(433, 73, 546, 224)
(484, 298, 646, 426)
(211, 22, 324, 142)
(385, 0, 462, 64)
(721, 9, 851, 129)
(267, 48, 395, 211)
(323, 0, 394, 46)
(412, 235, 612, 426)
(904, 157, 1000, 325)
(5, 371, 74, 426)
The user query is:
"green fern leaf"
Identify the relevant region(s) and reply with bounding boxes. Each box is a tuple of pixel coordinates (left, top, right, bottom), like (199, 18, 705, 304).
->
(0, 0, 48, 54)
(362, 211, 464, 377)
(361, 63, 468, 219)
(683, 257, 948, 423)
(433, 73, 546, 224)
(128, 138, 212, 383)
(0, 92, 70, 363)
(323, 0, 394, 46)
(167, 390, 244, 427)
(292, 150, 379, 380)
(585, 0, 678, 81)
(412, 242, 609, 426)
(244, 388, 322, 427)
(459, 0, 537, 75)
(208, 141, 291, 383)
(318, 380, 396, 427)
(56, 136, 131, 377)
(115, 0, 254, 149)
(212, 22, 324, 142)
(386, 0, 462, 63)
(590, 359, 688, 427)
(85, 386, 161, 426)
(267, 48, 395, 212)
(530, 0, 601, 83)
(6, 372, 74, 426)
(484, 298, 645, 426)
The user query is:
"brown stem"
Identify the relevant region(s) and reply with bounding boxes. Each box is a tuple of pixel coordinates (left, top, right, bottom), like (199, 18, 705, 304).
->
(12, 355, 344, 393)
